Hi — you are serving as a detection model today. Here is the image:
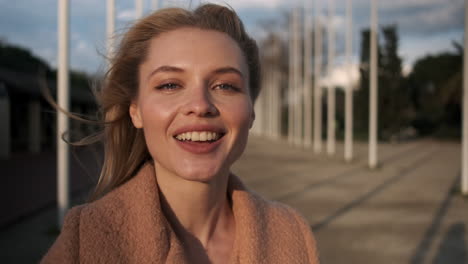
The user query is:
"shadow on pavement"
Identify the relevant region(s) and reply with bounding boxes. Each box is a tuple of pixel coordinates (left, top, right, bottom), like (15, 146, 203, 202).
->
(311, 148, 438, 231)
(277, 142, 433, 202)
(410, 175, 462, 264)
(432, 222, 467, 264)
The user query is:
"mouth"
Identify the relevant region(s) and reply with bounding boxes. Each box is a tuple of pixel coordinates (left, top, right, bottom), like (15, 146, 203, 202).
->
(173, 131, 225, 143)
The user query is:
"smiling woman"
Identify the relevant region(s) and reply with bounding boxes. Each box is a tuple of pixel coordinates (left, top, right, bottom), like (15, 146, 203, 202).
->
(41, 3, 319, 264)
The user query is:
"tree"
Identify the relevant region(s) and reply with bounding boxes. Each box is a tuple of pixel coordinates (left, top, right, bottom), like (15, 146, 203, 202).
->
(355, 25, 410, 140)
(408, 42, 462, 137)
(0, 41, 93, 93)
(0, 40, 51, 74)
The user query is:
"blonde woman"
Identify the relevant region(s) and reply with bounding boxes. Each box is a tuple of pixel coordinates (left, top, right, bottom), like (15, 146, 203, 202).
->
(42, 4, 319, 263)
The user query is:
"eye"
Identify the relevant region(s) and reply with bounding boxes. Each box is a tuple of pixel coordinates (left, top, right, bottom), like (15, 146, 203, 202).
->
(214, 83, 240, 92)
(155, 82, 180, 90)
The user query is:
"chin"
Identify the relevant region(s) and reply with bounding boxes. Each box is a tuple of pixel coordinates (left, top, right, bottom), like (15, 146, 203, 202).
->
(176, 165, 228, 183)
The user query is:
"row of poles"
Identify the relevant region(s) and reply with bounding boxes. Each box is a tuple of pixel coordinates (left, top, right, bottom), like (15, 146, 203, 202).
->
(252, 0, 468, 194)
(56, 0, 468, 227)
(252, 0, 378, 167)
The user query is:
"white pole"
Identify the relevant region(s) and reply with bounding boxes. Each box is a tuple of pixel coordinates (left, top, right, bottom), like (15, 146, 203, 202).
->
(269, 64, 276, 138)
(273, 37, 282, 139)
(345, 0, 354, 162)
(462, 0, 468, 194)
(57, 0, 70, 227)
(288, 11, 294, 144)
(294, 8, 303, 146)
(152, 0, 160, 10)
(135, 0, 144, 19)
(274, 66, 281, 139)
(266, 63, 273, 137)
(369, 0, 379, 169)
(326, 0, 336, 156)
(313, 0, 323, 153)
(273, 38, 281, 139)
(106, 0, 115, 66)
(303, 0, 313, 148)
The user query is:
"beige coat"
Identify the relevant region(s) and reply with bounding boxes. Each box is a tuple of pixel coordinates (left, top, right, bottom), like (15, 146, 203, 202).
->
(42, 164, 320, 263)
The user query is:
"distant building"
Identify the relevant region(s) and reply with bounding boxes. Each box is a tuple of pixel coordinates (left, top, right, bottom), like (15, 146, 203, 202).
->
(0, 67, 98, 158)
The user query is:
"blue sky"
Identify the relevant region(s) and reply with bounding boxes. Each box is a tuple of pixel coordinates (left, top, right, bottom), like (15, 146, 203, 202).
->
(0, 0, 463, 79)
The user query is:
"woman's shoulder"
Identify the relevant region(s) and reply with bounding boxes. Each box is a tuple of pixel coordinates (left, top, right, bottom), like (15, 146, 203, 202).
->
(42, 164, 166, 263)
(77, 163, 158, 221)
(230, 175, 311, 229)
(40, 205, 84, 263)
(231, 183, 320, 263)
(248, 189, 313, 233)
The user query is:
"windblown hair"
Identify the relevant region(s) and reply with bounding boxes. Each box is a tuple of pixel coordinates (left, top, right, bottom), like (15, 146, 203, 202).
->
(89, 3, 261, 201)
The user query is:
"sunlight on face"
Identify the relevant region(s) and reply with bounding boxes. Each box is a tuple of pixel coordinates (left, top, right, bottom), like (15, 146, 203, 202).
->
(129, 27, 255, 183)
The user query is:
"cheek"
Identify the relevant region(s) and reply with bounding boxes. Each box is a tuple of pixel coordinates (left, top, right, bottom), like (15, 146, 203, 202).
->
(230, 100, 253, 130)
(138, 99, 176, 148)
(222, 98, 253, 143)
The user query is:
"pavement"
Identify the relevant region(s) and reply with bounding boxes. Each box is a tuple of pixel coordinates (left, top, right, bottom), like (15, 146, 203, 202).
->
(0, 136, 467, 263)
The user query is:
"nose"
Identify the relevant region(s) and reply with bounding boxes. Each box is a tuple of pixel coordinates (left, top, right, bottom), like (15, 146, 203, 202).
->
(182, 85, 219, 117)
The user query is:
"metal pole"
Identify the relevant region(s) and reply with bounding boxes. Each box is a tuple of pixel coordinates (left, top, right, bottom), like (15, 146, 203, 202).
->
(106, 0, 115, 66)
(294, 8, 303, 146)
(288, 11, 294, 144)
(326, 0, 336, 156)
(274, 66, 281, 139)
(462, 0, 468, 194)
(135, 0, 144, 19)
(152, 0, 160, 10)
(57, 0, 70, 227)
(303, 0, 313, 148)
(345, 0, 354, 162)
(313, 0, 323, 153)
(273, 38, 281, 139)
(267, 63, 273, 138)
(369, 0, 378, 169)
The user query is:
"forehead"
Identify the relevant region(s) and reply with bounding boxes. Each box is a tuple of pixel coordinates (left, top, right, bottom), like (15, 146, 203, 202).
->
(142, 27, 248, 76)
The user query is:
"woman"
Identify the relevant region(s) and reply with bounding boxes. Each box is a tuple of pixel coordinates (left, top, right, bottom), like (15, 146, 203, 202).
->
(42, 3, 319, 263)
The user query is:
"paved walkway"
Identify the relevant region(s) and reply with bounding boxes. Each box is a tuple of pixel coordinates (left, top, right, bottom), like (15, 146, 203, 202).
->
(0, 137, 467, 263)
(233, 137, 467, 264)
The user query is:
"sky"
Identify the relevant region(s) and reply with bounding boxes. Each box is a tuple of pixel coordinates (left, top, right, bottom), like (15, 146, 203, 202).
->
(0, 0, 464, 85)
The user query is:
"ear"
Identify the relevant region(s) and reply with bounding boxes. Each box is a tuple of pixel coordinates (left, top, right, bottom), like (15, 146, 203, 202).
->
(249, 110, 255, 129)
(129, 102, 143, 128)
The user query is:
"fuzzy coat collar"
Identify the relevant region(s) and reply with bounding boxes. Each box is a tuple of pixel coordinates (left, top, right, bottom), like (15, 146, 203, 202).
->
(42, 163, 319, 263)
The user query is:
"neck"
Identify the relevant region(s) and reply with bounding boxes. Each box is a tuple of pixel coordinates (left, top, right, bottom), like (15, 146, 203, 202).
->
(155, 165, 234, 248)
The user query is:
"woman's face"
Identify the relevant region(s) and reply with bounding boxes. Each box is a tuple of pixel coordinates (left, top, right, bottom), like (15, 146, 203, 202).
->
(130, 27, 254, 183)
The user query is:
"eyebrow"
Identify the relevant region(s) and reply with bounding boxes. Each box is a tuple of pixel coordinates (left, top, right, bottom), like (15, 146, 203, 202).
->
(212, 67, 245, 79)
(147, 65, 184, 80)
(147, 65, 245, 81)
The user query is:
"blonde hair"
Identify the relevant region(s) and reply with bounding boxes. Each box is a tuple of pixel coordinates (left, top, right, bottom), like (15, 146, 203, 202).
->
(89, 3, 261, 201)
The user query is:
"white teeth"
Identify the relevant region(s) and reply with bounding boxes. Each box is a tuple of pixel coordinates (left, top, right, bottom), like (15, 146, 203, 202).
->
(200, 131, 207, 141)
(191, 132, 200, 141)
(175, 131, 221, 142)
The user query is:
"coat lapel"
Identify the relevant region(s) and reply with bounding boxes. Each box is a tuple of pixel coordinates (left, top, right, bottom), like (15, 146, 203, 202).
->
(79, 164, 187, 263)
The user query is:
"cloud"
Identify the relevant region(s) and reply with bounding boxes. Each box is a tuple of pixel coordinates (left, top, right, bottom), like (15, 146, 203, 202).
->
(76, 40, 89, 54)
(221, 0, 283, 9)
(118, 9, 137, 21)
(349, 0, 463, 36)
(321, 63, 360, 90)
